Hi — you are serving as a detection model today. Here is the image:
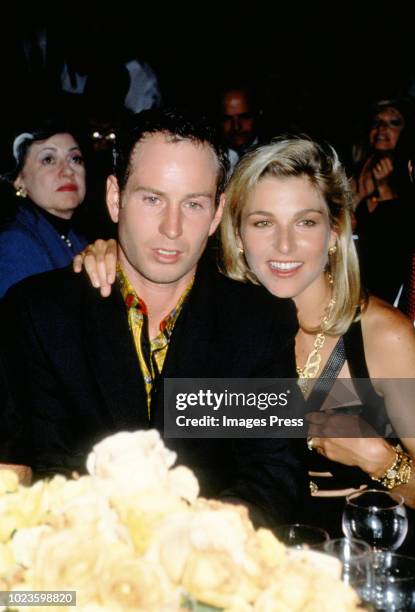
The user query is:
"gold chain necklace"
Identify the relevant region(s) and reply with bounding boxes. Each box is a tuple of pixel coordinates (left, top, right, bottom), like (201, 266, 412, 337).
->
(296, 297, 336, 394)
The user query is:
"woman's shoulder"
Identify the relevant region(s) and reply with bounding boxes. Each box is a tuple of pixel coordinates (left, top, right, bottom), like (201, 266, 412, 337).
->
(362, 296, 413, 335)
(360, 296, 415, 376)
(0, 212, 44, 248)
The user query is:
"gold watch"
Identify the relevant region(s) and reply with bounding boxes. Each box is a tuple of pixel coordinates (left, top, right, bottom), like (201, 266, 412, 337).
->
(371, 444, 413, 490)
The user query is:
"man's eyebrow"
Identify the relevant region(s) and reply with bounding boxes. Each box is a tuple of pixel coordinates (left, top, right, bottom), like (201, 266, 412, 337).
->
(135, 187, 214, 199)
(135, 186, 165, 196)
(185, 192, 214, 199)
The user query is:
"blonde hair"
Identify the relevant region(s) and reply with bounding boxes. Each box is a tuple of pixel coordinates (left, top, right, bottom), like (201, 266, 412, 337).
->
(221, 136, 365, 336)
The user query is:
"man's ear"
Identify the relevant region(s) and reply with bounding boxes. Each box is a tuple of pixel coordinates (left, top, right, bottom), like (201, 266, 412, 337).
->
(208, 193, 226, 236)
(106, 175, 121, 223)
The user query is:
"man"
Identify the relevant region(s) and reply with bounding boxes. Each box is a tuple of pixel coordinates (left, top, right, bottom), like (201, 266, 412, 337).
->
(2, 108, 306, 525)
(219, 84, 261, 171)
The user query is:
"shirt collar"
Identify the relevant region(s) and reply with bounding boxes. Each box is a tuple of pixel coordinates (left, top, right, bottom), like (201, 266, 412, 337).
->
(117, 263, 194, 337)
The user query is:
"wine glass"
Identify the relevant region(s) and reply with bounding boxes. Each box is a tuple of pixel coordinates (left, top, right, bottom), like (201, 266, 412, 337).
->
(322, 538, 373, 604)
(273, 523, 330, 549)
(342, 489, 408, 553)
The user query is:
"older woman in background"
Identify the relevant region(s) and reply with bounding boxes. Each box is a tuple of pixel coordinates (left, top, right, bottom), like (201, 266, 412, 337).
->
(0, 118, 88, 297)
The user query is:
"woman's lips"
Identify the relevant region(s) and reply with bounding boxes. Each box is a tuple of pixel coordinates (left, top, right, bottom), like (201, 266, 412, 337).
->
(268, 261, 303, 277)
(57, 184, 78, 192)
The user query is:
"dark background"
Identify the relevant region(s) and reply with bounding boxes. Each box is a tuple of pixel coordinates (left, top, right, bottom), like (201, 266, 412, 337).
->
(0, 2, 413, 164)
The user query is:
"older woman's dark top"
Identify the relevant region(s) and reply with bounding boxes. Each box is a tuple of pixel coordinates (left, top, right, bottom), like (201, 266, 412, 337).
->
(0, 200, 87, 298)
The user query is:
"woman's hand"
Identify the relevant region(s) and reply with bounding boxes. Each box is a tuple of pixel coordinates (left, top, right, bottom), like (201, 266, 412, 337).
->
(306, 411, 396, 475)
(354, 157, 377, 202)
(372, 155, 393, 184)
(354, 155, 394, 206)
(73, 239, 118, 297)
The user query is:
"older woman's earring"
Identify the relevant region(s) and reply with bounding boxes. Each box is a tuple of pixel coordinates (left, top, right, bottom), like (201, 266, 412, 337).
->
(238, 247, 244, 255)
(328, 244, 337, 256)
(15, 185, 27, 198)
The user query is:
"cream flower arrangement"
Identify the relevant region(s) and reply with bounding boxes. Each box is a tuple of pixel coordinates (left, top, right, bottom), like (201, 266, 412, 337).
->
(0, 431, 361, 611)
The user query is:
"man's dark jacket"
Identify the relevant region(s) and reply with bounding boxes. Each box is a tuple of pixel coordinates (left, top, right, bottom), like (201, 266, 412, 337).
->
(1, 256, 307, 525)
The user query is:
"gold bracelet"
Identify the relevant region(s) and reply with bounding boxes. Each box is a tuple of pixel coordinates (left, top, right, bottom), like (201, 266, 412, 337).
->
(371, 444, 413, 490)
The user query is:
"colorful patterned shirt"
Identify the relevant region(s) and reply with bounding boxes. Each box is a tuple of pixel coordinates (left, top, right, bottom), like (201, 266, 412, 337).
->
(117, 264, 194, 418)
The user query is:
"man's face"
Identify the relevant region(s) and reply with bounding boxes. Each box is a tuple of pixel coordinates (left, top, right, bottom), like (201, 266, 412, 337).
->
(221, 89, 257, 152)
(107, 133, 224, 293)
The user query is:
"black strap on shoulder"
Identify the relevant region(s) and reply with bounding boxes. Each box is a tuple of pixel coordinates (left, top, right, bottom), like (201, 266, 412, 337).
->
(342, 319, 370, 378)
(305, 337, 346, 412)
(343, 319, 387, 432)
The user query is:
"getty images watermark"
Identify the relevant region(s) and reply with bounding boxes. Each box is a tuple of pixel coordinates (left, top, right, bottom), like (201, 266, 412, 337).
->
(164, 379, 305, 438)
(164, 378, 415, 438)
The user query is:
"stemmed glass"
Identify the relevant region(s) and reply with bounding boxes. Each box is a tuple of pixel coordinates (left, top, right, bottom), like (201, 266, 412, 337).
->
(272, 523, 330, 549)
(342, 489, 408, 554)
(342, 489, 411, 609)
(322, 538, 373, 604)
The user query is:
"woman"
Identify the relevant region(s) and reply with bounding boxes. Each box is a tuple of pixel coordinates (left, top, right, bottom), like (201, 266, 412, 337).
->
(351, 98, 415, 304)
(75, 137, 415, 532)
(351, 99, 412, 206)
(221, 137, 415, 534)
(0, 118, 88, 297)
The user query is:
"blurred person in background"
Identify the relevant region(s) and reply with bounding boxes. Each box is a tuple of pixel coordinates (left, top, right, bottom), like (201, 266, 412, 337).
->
(352, 98, 415, 304)
(218, 82, 263, 172)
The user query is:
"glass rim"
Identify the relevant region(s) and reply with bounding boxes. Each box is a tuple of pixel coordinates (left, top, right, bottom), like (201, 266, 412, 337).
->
(323, 537, 371, 557)
(274, 523, 330, 535)
(345, 488, 405, 510)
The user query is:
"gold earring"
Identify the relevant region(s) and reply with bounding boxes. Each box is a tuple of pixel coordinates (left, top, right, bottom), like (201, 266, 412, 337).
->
(328, 244, 337, 256)
(16, 185, 27, 198)
(238, 247, 244, 255)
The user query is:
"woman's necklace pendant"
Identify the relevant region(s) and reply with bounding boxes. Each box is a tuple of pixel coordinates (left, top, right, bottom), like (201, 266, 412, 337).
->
(301, 349, 322, 378)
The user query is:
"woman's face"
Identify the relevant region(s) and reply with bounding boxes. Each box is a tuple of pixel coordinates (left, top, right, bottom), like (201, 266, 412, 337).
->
(238, 175, 337, 303)
(14, 133, 86, 219)
(369, 107, 405, 152)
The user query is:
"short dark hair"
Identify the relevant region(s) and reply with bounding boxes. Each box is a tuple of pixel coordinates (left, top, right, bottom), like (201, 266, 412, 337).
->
(4, 116, 88, 183)
(113, 107, 229, 203)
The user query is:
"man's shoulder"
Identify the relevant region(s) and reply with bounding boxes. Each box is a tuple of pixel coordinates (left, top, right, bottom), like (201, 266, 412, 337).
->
(4, 268, 99, 313)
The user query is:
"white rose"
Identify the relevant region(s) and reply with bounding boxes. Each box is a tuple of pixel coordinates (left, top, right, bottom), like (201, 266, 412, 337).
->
(11, 525, 53, 568)
(86, 430, 179, 494)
